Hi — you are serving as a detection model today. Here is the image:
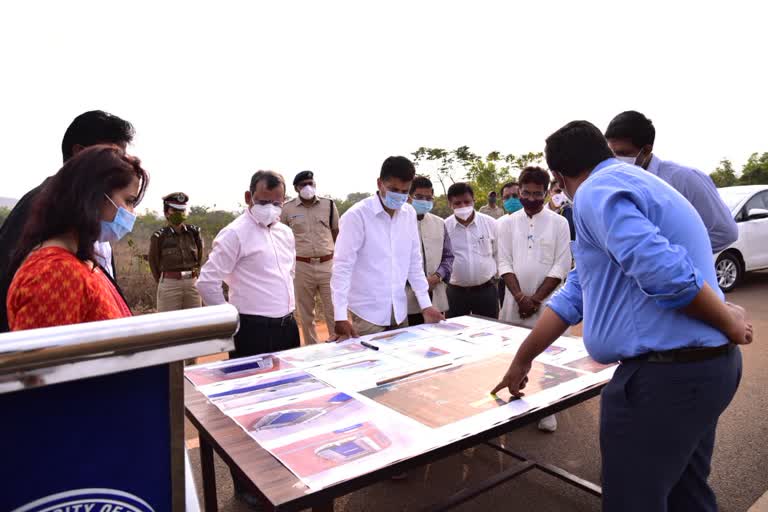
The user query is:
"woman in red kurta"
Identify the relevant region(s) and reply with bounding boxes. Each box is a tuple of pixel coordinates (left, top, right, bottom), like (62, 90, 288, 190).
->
(7, 247, 131, 330)
(6, 145, 149, 331)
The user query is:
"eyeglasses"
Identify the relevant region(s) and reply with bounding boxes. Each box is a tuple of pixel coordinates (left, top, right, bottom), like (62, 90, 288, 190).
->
(520, 190, 545, 199)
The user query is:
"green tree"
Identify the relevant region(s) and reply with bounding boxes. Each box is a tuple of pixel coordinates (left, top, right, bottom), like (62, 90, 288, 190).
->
(412, 146, 544, 207)
(709, 159, 739, 188)
(431, 195, 452, 219)
(187, 209, 237, 242)
(738, 152, 768, 185)
(135, 210, 165, 233)
(189, 205, 211, 216)
(335, 192, 371, 216)
(411, 146, 478, 196)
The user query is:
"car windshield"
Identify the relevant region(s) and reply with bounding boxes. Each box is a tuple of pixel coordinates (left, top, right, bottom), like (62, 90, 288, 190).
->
(718, 188, 753, 211)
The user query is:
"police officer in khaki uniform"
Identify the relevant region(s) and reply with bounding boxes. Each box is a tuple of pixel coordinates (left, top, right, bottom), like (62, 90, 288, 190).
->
(281, 171, 339, 344)
(149, 193, 204, 312)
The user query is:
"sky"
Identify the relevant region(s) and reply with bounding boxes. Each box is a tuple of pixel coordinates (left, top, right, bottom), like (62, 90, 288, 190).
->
(1, 1, 766, 213)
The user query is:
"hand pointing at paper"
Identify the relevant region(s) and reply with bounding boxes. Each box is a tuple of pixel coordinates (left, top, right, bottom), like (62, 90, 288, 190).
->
(422, 306, 445, 324)
(491, 359, 531, 398)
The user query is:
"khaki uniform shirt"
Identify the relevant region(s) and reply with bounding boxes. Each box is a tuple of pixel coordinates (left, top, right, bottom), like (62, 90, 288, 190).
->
(281, 197, 339, 258)
(479, 204, 504, 219)
(149, 224, 204, 281)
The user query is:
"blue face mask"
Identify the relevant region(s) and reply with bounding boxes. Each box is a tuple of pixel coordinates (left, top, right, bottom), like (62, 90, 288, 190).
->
(382, 190, 408, 210)
(99, 194, 136, 242)
(504, 197, 523, 213)
(411, 199, 433, 215)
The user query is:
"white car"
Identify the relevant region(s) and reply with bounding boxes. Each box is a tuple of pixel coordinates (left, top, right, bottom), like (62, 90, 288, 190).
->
(715, 185, 768, 292)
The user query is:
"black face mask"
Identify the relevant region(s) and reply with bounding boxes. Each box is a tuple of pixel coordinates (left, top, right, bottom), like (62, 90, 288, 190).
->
(521, 198, 544, 211)
(488, 196, 497, 205)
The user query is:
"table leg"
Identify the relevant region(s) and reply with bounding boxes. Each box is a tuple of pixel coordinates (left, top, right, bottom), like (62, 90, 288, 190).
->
(312, 499, 335, 512)
(199, 436, 218, 512)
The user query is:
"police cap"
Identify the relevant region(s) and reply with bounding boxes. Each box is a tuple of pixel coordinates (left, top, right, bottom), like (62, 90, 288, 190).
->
(293, 170, 314, 186)
(162, 192, 189, 210)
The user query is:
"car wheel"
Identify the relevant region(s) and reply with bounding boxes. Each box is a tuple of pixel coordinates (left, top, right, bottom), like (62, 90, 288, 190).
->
(716, 252, 742, 293)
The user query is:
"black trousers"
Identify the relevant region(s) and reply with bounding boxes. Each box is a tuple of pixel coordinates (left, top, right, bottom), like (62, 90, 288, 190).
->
(497, 279, 506, 308)
(407, 313, 425, 327)
(231, 313, 300, 359)
(446, 282, 499, 319)
(600, 346, 741, 511)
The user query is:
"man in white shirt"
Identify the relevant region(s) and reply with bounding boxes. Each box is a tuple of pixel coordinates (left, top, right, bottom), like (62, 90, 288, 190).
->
(197, 170, 299, 358)
(331, 156, 445, 339)
(498, 166, 572, 432)
(444, 182, 499, 318)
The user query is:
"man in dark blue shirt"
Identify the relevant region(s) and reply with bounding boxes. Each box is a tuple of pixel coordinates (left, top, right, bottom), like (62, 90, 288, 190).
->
(493, 121, 752, 512)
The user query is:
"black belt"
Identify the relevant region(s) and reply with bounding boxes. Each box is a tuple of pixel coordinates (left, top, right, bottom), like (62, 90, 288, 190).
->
(624, 344, 732, 364)
(241, 313, 295, 327)
(448, 280, 495, 292)
(162, 270, 196, 279)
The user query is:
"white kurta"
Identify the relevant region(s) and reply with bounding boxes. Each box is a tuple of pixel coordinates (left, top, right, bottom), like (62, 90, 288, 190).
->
(497, 208, 572, 327)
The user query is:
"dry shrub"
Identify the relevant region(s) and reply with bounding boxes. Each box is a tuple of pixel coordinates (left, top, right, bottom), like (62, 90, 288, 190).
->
(114, 238, 156, 314)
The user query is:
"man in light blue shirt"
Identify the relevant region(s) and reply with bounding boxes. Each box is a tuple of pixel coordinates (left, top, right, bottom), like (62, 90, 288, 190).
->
(493, 121, 752, 512)
(605, 110, 738, 252)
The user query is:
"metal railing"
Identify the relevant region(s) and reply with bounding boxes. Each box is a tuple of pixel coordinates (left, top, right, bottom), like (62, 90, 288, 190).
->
(0, 304, 239, 392)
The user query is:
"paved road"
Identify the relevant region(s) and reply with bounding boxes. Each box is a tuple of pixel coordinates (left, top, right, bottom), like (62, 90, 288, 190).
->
(186, 272, 768, 512)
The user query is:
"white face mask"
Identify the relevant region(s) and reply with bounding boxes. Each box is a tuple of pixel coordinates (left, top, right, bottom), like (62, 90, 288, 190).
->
(615, 155, 637, 165)
(615, 147, 649, 167)
(552, 193, 566, 207)
(299, 185, 316, 200)
(250, 203, 282, 226)
(453, 205, 474, 221)
(554, 174, 574, 202)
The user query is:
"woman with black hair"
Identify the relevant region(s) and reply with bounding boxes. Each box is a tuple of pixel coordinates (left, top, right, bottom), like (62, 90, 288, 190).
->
(6, 145, 149, 331)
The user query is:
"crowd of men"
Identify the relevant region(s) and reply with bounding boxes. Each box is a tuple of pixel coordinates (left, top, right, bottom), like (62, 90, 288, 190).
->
(0, 108, 747, 511)
(186, 111, 736, 439)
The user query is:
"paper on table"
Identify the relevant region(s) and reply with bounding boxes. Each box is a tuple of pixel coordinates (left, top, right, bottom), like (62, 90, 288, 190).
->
(360, 347, 609, 440)
(184, 315, 616, 491)
(197, 370, 329, 412)
(228, 387, 436, 490)
(385, 336, 475, 365)
(361, 353, 520, 429)
(414, 320, 472, 336)
(267, 403, 436, 490)
(306, 352, 419, 391)
(536, 338, 618, 376)
(440, 315, 502, 329)
(279, 341, 368, 367)
(185, 353, 294, 386)
(360, 328, 429, 346)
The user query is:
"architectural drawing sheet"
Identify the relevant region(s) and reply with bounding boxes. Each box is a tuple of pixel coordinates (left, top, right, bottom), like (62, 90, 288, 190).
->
(185, 352, 294, 386)
(185, 315, 617, 490)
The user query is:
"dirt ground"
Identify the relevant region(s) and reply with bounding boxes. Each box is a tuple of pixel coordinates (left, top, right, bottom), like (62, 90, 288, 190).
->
(186, 272, 768, 511)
